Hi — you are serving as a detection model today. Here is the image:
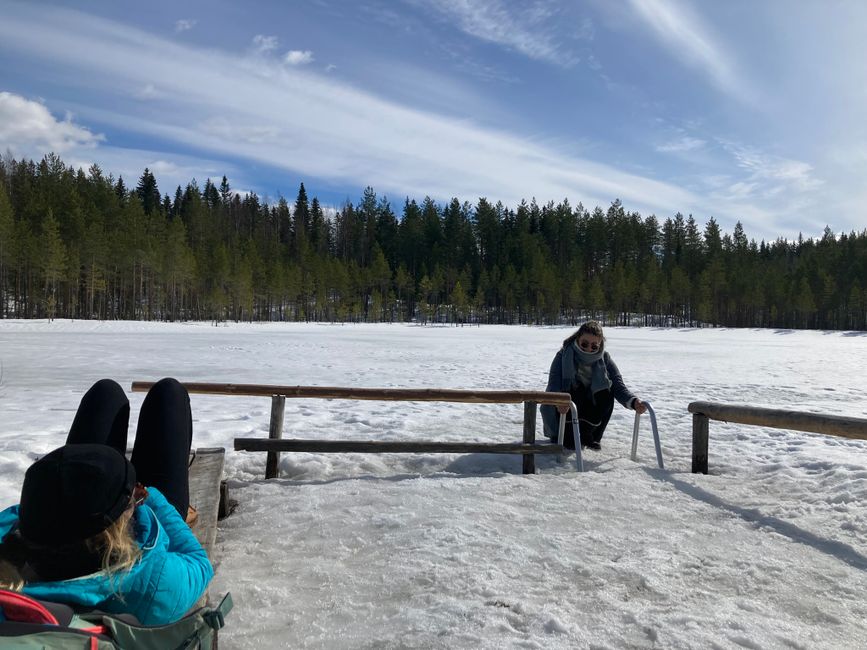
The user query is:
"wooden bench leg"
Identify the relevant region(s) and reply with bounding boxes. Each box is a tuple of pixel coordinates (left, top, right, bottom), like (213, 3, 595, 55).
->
(266, 395, 286, 479)
(218, 480, 238, 519)
(523, 401, 537, 474)
(692, 413, 709, 474)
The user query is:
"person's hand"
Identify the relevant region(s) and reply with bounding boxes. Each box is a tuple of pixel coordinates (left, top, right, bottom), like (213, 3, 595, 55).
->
(633, 398, 647, 415)
(133, 483, 149, 507)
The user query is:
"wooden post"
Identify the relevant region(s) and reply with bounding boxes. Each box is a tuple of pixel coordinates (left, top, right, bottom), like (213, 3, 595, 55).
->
(692, 413, 709, 475)
(522, 401, 537, 475)
(218, 480, 237, 520)
(265, 395, 286, 479)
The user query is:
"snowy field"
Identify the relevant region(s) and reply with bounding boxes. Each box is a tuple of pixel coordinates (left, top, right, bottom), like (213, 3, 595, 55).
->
(1, 320, 867, 649)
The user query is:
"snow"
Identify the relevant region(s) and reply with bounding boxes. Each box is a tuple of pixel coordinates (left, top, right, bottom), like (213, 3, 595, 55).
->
(1, 320, 867, 648)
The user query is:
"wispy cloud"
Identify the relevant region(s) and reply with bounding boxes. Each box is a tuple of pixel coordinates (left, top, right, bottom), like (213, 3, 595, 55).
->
(174, 19, 197, 33)
(656, 136, 705, 153)
(201, 117, 282, 144)
(285, 50, 314, 66)
(0, 91, 103, 156)
(695, 140, 826, 232)
(722, 141, 823, 195)
(627, 0, 756, 105)
(0, 6, 716, 224)
(251, 34, 279, 54)
(134, 83, 162, 100)
(408, 0, 579, 67)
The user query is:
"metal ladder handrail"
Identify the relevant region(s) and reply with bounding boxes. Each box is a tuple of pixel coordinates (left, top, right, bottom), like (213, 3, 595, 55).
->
(556, 401, 583, 472)
(630, 401, 664, 469)
(556, 401, 662, 472)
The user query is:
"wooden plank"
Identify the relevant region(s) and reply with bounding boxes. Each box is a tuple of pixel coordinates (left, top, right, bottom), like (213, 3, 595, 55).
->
(688, 401, 867, 441)
(132, 381, 573, 410)
(235, 438, 564, 455)
(691, 413, 709, 475)
(265, 395, 286, 479)
(187, 447, 225, 560)
(522, 401, 537, 474)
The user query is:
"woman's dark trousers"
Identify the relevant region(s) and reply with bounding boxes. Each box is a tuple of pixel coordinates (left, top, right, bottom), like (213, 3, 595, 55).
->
(563, 386, 615, 449)
(66, 377, 192, 518)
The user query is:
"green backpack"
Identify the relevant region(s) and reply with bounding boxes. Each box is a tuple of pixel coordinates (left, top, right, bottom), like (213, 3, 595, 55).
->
(0, 588, 232, 649)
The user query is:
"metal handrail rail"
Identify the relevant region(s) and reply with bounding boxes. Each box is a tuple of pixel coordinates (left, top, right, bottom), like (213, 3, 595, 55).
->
(630, 402, 664, 469)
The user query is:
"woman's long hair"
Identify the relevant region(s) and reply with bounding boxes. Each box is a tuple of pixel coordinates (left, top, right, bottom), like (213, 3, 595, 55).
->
(0, 506, 141, 592)
(89, 507, 141, 575)
(562, 320, 605, 348)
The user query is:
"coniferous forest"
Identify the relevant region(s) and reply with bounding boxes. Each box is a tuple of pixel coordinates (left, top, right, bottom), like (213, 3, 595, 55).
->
(0, 153, 864, 329)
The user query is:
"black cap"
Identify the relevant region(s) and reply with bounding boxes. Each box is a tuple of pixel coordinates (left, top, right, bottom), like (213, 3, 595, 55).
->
(18, 444, 136, 545)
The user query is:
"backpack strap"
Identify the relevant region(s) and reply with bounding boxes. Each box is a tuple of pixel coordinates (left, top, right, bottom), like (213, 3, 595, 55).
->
(0, 589, 60, 624)
(202, 592, 233, 632)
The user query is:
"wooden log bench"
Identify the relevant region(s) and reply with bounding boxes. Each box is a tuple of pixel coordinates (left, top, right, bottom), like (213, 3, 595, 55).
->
(123, 446, 226, 558)
(688, 401, 867, 474)
(186, 447, 226, 560)
(132, 382, 575, 477)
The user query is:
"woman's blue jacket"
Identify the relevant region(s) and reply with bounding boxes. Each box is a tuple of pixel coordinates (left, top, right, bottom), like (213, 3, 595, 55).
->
(0, 487, 213, 625)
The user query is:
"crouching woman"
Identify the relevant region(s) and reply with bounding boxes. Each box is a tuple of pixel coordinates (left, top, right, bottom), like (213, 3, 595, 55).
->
(541, 321, 645, 451)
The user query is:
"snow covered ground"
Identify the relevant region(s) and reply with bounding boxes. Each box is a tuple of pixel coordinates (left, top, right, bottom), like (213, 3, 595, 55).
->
(1, 320, 866, 649)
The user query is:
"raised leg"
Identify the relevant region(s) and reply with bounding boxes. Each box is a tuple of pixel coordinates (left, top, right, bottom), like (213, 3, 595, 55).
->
(66, 379, 130, 456)
(131, 378, 192, 517)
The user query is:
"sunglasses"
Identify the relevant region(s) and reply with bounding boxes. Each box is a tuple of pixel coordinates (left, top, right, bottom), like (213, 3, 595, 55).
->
(578, 339, 600, 352)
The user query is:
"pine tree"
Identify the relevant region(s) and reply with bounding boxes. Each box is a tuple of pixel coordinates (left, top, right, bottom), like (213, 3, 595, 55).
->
(309, 197, 330, 255)
(0, 183, 14, 318)
(450, 280, 467, 325)
(135, 168, 161, 215)
(293, 183, 310, 257)
(40, 209, 67, 319)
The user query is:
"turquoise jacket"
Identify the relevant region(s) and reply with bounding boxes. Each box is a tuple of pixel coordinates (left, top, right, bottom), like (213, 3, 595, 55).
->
(0, 487, 213, 625)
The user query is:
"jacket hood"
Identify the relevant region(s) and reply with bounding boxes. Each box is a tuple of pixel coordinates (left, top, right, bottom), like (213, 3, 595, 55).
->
(2, 503, 164, 607)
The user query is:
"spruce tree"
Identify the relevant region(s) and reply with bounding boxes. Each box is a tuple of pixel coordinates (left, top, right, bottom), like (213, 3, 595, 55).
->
(135, 168, 161, 215)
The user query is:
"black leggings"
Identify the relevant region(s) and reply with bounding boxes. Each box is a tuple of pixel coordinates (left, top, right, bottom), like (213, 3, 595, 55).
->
(565, 387, 614, 448)
(66, 378, 192, 518)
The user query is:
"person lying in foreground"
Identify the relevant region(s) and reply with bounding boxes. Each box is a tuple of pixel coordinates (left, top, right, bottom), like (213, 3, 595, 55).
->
(0, 378, 213, 625)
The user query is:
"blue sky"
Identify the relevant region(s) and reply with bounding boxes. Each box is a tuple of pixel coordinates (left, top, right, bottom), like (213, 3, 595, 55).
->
(1, 0, 865, 242)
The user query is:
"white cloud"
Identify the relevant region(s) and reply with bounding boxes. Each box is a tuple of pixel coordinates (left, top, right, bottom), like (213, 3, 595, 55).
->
(726, 181, 759, 200)
(656, 136, 705, 153)
(134, 83, 162, 100)
(285, 50, 314, 66)
(149, 160, 180, 177)
(722, 141, 823, 193)
(410, 0, 578, 67)
(252, 34, 279, 53)
(201, 117, 281, 144)
(174, 19, 197, 33)
(0, 92, 103, 157)
(627, 0, 757, 105)
(0, 6, 779, 234)
(325, 64, 337, 73)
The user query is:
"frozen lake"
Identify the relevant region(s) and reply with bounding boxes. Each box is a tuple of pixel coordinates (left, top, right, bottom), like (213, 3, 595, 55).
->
(1, 321, 866, 648)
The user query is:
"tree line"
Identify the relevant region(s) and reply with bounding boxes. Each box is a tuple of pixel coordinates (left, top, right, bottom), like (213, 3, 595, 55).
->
(0, 153, 864, 330)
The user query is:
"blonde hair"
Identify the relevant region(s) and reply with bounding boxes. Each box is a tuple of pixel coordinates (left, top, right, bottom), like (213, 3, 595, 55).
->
(87, 508, 142, 579)
(0, 506, 141, 593)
